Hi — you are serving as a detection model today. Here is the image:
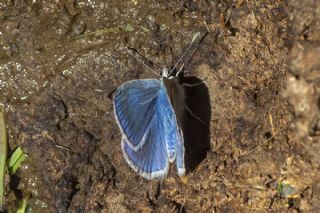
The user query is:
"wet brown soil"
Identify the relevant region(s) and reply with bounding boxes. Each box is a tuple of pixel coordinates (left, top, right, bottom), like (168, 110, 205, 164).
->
(0, 0, 319, 212)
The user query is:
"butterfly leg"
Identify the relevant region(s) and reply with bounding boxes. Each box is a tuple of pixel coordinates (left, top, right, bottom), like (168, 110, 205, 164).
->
(182, 81, 205, 87)
(185, 105, 205, 124)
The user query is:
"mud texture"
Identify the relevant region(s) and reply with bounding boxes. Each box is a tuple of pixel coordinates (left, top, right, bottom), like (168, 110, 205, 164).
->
(0, 0, 319, 212)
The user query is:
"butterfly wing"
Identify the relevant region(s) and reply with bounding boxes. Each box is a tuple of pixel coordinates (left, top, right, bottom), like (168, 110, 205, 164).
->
(114, 78, 185, 179)
(121, 126, 169, 179)
(114, 79, 161, 150)
(175, 128, 185, 176)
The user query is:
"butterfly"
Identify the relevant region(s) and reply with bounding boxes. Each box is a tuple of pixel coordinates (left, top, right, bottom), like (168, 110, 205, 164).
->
(113, 33, 202, 180)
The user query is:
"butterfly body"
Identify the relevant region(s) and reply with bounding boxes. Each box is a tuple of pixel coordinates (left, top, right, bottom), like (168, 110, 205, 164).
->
(113, 72, 185, 180)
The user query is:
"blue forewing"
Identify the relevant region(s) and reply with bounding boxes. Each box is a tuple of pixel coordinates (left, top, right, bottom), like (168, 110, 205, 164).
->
(113, 76, 185, 179)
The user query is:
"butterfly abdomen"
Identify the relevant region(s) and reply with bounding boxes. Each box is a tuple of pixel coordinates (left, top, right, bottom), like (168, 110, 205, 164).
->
(160, 78, 185, 163)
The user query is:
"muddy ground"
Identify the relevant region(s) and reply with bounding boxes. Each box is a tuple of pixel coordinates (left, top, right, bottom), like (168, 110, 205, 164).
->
(0, 0, 319, 212)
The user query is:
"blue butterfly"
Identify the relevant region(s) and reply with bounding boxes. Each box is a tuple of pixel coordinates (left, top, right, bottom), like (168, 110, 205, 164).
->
(113, 68, 185, 180)
(113, 33, 202, 180)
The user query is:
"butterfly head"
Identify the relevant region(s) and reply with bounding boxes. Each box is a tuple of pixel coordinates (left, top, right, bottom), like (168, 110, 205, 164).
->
(161, 68, 170, 78)
(161, 67, 181, 80)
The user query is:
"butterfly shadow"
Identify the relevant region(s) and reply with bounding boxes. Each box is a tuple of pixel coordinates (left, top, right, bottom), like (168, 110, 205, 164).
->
(181, 76, 211, 172)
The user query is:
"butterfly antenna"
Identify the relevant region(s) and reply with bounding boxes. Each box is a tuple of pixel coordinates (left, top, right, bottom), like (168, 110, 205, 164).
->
(169, 32, 202, 76)
(125, 47, 161, 78)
